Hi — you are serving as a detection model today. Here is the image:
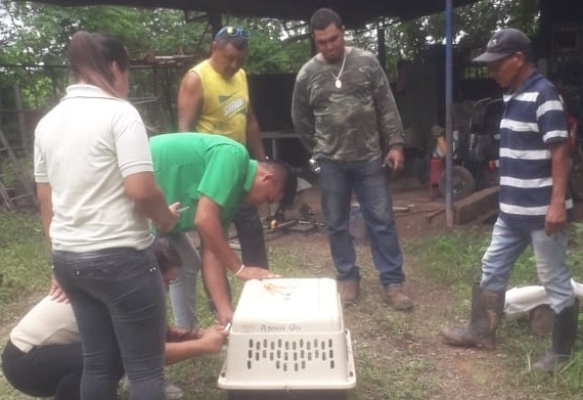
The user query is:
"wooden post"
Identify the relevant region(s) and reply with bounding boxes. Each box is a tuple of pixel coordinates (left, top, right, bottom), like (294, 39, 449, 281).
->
(453, 186, 500, 225)
(377, 25, 387, 71)
(13, 81, 28, 153)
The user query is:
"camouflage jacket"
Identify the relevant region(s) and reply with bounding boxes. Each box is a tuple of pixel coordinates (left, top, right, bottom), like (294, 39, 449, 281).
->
(291, 47, 404, 161)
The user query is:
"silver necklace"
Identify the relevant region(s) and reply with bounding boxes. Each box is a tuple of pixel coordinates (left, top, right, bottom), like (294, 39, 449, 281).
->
(330, 50, 347, 89)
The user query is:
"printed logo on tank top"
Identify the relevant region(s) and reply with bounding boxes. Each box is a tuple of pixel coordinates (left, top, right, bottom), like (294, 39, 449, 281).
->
(219, 95, 246, 118)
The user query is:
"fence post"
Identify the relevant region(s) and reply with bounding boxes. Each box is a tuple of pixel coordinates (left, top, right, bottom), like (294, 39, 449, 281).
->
(13, 81, 29, 154)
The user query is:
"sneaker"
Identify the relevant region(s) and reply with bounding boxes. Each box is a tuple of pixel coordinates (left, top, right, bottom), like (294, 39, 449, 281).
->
(383, 284, 414, 311)
(337, 279, 360, 305)
(165, 382, 184, 399)
(122, 376, 184, 399)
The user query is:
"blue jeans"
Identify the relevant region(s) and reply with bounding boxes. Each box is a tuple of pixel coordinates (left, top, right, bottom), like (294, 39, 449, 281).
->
(168, 232, 201, 330)
(318, 157, 405, 287)
(481, 217, 575, 313)
(52, 247, 167, 400)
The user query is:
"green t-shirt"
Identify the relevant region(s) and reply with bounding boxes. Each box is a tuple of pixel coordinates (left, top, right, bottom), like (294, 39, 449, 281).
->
(150, 132, 258, 233)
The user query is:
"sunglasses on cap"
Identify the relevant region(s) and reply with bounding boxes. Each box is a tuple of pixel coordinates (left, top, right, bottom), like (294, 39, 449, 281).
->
(215, 26, 250, 40)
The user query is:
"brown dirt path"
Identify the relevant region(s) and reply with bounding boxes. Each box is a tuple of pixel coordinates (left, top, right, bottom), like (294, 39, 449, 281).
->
(266, 184, 535, 400)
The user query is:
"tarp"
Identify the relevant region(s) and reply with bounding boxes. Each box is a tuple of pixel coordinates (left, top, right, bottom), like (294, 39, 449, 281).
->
(28, 0, 480, 27)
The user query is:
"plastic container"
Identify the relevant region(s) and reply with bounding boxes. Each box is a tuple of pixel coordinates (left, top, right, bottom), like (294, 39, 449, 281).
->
(218, 278, 356, 396)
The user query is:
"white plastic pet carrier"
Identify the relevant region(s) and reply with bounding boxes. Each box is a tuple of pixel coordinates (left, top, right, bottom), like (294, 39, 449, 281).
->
(218, 278, 356, 391)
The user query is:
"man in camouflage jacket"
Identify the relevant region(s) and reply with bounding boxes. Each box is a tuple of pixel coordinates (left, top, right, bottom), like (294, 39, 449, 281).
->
(292, 7, 413, 311)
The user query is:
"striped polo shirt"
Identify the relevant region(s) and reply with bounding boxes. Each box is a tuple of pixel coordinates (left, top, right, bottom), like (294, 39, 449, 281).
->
(498, 71, 573, 229)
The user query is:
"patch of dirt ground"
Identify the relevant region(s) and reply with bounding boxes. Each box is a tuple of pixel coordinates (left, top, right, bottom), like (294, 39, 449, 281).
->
(265, 183, 534, 400)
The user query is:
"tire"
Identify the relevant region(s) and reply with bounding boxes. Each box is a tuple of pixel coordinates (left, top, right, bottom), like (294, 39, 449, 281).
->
(439, 166, 475, 201)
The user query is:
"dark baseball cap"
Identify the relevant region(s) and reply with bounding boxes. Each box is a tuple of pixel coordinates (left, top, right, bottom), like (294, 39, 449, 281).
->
(473, 28, 531, 63)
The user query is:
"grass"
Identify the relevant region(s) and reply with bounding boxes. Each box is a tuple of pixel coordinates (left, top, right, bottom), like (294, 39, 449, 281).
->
(405, 222, 583, 399)
(0, 214, 341, 400)
(0, 211, 51, 326)
(4, 211, 583, 399)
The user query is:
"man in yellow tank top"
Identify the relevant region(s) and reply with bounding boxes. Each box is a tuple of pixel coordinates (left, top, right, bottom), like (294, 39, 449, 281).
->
(173, 26, 269, 329)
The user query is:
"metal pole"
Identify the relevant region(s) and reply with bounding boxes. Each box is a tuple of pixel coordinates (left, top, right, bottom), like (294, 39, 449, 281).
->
(445, 0, 454, 228)
(377, 25, 387, 71)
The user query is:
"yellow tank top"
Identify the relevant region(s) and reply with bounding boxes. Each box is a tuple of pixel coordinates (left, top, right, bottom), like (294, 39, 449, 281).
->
(191, 60, 249, 144)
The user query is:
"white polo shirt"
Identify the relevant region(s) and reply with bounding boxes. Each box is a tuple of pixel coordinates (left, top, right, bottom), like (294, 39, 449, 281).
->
(10, 296, 79, 353)
(34, 84, 154, 252)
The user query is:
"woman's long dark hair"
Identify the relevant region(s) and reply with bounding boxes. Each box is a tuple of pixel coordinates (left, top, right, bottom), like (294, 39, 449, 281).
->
(68, 31, 129, 97)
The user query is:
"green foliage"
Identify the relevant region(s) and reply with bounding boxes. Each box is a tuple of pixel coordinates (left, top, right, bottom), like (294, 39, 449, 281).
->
(0, 0, 542, 111)
(232, 18, 310, 74)
(0, 212, 50, 326)
(1, 2, 211, 60)
(375, 0, 540, 75)
(407, 223, 583, 293)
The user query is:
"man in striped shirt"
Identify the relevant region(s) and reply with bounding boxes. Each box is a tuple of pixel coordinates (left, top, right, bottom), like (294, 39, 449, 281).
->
(441, 28, 577, 373)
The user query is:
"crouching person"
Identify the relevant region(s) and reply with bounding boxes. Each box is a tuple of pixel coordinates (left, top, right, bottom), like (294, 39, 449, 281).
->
(1, 237, 228, 400)
(440, 28, 578, 373)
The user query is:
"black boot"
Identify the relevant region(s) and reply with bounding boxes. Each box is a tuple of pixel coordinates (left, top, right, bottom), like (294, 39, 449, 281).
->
(533, 299, 579, 373)
(441, 284, 505, 350)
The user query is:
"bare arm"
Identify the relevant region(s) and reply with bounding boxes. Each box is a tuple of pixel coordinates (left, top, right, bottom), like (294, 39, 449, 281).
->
(195, 196, 277, 323)
(36, 182, 53, 244)
(123, 172, 179, 233)
(195, 196, 241, 273)
(177, 71, 204, 132)
(201, 246, 233, 325)
(195, 196, 277, 279)
(245, 103, 266, 160)
(195, 197, 240, 324)
(546, 141, 570, 235)
(37, 182, 68, 302)
(165, 325, 227, 365)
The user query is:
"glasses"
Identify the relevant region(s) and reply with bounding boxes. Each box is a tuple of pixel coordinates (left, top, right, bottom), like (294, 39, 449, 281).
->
(215, 26, 250, 40)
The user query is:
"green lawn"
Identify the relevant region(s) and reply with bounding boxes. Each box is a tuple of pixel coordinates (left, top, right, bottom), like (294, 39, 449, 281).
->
(2, 212, 583, 399)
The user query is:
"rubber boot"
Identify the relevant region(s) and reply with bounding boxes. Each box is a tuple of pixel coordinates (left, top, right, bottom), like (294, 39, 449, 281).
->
(533, 299, 579, 373)
(440, 284, 505, 350)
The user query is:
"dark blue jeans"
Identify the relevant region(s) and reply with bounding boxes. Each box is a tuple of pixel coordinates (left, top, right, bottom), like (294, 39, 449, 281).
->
(2, 340, 85, 400)
(233, 204, 269, 268)
(318, 157, 405, 287)
(52, 247, 166, 400)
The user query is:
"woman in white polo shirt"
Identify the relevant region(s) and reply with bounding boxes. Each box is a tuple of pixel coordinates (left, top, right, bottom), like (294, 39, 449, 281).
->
(33, 31, 179, 400)
(1, 237, 227, 400)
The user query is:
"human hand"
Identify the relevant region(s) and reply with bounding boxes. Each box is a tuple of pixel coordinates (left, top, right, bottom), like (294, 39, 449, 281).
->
(383, 147, 405, 172)
(156, 202, 181, 234)
(198, 325, 228, 354)
(168, 201, 181, 225)
(49, 275, 68, 303)
(167, 327, 199, 342)
(545, 202, 567, 236)
(236, 266, 280, 281)
(199, 324, 227, 337)
(216, 306, 234, 327)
